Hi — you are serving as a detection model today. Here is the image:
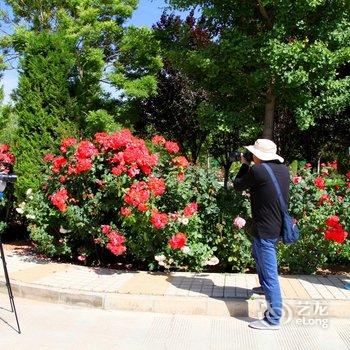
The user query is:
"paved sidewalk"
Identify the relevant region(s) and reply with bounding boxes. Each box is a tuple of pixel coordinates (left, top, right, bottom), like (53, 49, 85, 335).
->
(1, 244, 349, 318)
(1, 295, 349, 350)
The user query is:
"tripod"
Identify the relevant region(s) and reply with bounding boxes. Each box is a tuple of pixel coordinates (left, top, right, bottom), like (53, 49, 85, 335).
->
(0, 237, 21, 333)
(0, 177, 21, 334)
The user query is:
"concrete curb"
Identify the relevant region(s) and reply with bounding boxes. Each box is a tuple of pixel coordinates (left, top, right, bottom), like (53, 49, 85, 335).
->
(1, 280, 349, 319)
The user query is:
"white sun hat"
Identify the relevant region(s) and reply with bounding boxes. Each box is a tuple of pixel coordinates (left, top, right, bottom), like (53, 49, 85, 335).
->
(245, 139, 284, 163)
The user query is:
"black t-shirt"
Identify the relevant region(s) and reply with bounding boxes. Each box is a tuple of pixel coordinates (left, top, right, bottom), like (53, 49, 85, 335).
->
(233, 161, 290, 239)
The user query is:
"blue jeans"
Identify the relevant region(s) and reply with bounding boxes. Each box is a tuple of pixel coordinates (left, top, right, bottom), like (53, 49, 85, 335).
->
(252, 237, 282, 325)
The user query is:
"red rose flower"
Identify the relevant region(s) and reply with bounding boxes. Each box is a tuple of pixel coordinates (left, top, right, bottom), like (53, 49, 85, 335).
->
(314, 176, 325, 190)
(120, 207, 132, 217)
(150, 211, 168, 229)
(292, 176, 302, 184)
(60, 138, 77, 153)
(107, 243, 127, 256)
(101, 225, 111, 234)
(75, 158, 93, 174)
(107, 231, 126, 246)
(169, 232, 187, 249)
(327, 160, 338, 170)
(106, 231, 127, 256)
(324, 228, 348, 244)
(76, 141, 98, 159)
(325, 215, 340, 228)
(137, 203, 148, 212)
(165, 141, 180, 154)
(50, 188, 69, 212)
(151, 135, 166, 145)
(124, 181, 150, 207)
(172, 156, 189, 168)
(318, 194, 330, 205)
(112, 165, 127, 176)
(43, 154, 55, 162)
(52, 156, 67, 173)
(0, 144, 9, 153)
(183, 202, 198, 217)
(148, 176, 166, 196)
(177, 172, 185, 182)
(346, 170, 350, 180)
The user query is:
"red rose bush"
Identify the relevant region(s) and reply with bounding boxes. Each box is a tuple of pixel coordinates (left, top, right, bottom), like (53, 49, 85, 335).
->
(278, 161, 350, 273)
(21, 130, 219, 270)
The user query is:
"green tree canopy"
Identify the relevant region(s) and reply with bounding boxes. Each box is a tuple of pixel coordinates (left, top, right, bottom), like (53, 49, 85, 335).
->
(165, 0, 350, 140)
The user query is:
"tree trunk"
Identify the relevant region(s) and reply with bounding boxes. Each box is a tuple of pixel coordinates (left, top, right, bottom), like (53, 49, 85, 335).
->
(263, 86, 275, 140)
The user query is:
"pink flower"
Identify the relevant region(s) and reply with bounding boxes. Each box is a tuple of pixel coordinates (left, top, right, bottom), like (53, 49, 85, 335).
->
(292, 176, 302, 184)
(305, 163, 312, 169)
(77, 255, 86, 262)
(233, 216, 246, 229)
(346, 171, 350, 180)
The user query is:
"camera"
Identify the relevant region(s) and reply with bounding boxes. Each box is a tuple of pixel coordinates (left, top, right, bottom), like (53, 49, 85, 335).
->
(0, 174, 17, 183)
(230, 151, 254, 163)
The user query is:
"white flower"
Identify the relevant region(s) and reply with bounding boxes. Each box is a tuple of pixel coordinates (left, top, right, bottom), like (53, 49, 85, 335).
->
(177, 216, 189, 225)
(59, 226, 71, 234)
(26, 214, 36, 220)
(168, 258, 174, 264)
(155, 254, 166, 262)
(16, 208, 24, 214)
(181, 246, 191, 254)
(18, 202, 26, 209)
(26, 188, 33, 196)
(209, 256, 219, 265)
(163, 264, 170, 269)
(181, 217, 189, 225)
(158, 260, 165, 266)
(203, 256, 220, 266)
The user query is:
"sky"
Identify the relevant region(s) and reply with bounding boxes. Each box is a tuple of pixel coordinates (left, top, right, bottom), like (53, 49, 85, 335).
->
(1, 0, 185, 103)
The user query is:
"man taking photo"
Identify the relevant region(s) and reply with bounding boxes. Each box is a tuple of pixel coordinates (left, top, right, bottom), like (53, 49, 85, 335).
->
(234, 139, 290, 330)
